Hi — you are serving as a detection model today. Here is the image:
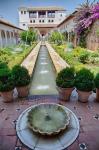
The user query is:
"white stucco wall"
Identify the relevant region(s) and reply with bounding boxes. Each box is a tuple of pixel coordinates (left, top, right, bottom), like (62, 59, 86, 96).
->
(18, 8, 66, 30)
(0, 23, 22, 48)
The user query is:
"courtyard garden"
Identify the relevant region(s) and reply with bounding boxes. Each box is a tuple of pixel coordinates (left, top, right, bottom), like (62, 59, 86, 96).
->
(0, 1, 99, 150)
(0, 29, 38, 68)
(52, 44, 99, 74)
(49, 2, 99, 75)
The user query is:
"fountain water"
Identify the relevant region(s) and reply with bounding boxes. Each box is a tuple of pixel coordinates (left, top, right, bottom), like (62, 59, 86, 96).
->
(29, 45, 58, 95)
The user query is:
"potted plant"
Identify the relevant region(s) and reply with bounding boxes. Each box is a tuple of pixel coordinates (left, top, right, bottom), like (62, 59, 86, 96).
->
(94, 73, 99, 101)
(56, 67, 75, 101)
(75, 68, 94, 102)
(12, 65, 30, 98)
(0, 68, 14, 103)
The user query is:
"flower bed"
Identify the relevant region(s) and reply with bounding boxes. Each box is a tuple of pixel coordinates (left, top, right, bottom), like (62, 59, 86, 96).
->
(52, 44, 99, 74)
(0, 43, 37, 68)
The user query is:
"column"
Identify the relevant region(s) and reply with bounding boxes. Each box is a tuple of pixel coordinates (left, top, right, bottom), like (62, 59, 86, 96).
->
(68, 32, 69, 42)
(37, 11, 38, 18)
(0, 30, 3, 48)
(5, 31, 8, 47)
(46, 11, 47, 23)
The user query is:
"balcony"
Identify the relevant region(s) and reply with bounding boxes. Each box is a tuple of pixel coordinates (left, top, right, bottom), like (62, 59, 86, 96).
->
(47, 15, 55, 18)
(38, 15, 46, 18)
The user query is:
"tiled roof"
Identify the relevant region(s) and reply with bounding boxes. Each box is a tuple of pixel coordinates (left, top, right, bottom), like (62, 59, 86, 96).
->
(19, 6, 66, 11)
(0, 18, 23, 30)
(57, 11, 77, 27)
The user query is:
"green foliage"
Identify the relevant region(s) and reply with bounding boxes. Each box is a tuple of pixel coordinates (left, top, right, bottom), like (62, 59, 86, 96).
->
(12, 65, 30, 87)
(78, 51, 89, 64)
(20, 29, 38, 45)
(0, 43, 37, 68)
(94, 73, 99, 89)
(49, 31, 64, 45)
(56, 67, 75, 88)
(79, 31, 87, 48)
(0, 61, 8, 69)
(0, 68, 10, 81)
(96, 29, 99, 36)
(0, 68, 14, 92)
(53, 44, 99, 74)
(75, 68, 94, 91)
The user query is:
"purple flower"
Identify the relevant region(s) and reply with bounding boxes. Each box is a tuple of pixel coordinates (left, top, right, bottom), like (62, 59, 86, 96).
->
(75, 2, 99, 35)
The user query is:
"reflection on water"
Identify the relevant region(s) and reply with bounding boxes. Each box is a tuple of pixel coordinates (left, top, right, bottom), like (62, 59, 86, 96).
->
(29, 46, 58, 95)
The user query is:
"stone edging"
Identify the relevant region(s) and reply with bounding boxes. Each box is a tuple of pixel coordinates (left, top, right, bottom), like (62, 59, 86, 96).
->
(21, 42, 41, 76)
(45, 42, 69, 73)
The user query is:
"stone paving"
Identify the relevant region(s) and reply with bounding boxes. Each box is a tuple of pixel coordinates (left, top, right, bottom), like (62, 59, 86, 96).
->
(0, 91, 99, 150)
(45, 42, 69, 73)
(21, 42, 41, 76)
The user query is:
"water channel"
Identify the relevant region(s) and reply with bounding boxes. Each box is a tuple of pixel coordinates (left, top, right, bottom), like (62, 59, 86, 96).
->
(29, 45, 58, 95)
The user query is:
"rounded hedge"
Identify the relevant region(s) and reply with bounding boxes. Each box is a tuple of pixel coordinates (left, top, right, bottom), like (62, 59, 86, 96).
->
(94, 73, 99, 89)
(0, 68, 14, 92)
(56, 67, 75, 88)
(75, 68, 94, 91)
(12, 65, 30, 87)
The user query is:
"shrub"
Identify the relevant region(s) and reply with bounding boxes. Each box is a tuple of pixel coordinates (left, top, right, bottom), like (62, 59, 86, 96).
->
(78, 51, 89, 64)
(49, 31, 64, 45)
(12, 65, 30, 87)
(20, 30, 38, 45)
(75, 68, 94, 91)
(0, 68, 11, 81)
(56, 67, 75, 88)
(0, 68, 14, 92)
(94, 73, 99, 89)
(0, 61, 8, 69)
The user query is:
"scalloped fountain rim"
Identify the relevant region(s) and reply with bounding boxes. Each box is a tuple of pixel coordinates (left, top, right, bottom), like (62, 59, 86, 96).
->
(27, 103, 70, 136)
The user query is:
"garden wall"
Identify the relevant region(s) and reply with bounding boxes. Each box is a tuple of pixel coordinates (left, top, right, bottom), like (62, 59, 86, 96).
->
(86, 20, 99, 51)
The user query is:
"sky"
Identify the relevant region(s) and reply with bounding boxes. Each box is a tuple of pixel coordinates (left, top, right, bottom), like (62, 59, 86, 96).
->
(0, 0, 98, 26)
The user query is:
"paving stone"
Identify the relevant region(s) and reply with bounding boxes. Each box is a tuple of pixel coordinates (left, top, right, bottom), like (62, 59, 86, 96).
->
(0, 135, 16, 150)
(0, 95, 99, 149)
(68, 141, 79, 150)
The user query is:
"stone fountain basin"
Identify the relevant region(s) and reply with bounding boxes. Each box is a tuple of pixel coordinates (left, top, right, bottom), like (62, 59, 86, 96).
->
(27, 103, 70, 136)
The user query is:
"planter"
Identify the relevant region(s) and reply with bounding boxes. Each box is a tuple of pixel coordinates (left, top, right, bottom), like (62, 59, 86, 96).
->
(77, 90, 91, 103)
(57, 86, 74, 101)
(17, 85, 29, 98)
(96, 88, 99, 102)
(0, 90, 13, 103)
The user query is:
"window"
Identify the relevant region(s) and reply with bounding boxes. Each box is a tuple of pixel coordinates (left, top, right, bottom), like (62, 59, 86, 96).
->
(23, 24, 25, 26)
(39, 20, 41, 23)
(42, 20, 44, 23)
(48, 11, 55, 18)
(33, 20, 35, 23)
(24, 11, 26, 14)
(48, 20, 50, 22)
(52, 20, 54, 22)
(29, 11, 37, 18)
(60, 14, 62, 17)
(21, 11, 23, 14)
(30, 20, 32, 23)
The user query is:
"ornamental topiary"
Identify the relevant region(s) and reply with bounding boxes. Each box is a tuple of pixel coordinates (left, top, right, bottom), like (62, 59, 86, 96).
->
(56, 67, 75, 88)
(94, 73, 99, 89)
(12, 65, 30, 87)
(0, 68, 14, 92)
(75, 68, 94, 91)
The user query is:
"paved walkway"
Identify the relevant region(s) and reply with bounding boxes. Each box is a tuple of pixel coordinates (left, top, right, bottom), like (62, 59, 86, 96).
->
(0, 91, 99, 150)
(21, 42, 41, 76)
(45, 42, 69, 73)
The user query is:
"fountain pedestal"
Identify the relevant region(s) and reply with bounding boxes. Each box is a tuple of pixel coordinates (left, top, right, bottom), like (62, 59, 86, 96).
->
(16, 104, 79, 150)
